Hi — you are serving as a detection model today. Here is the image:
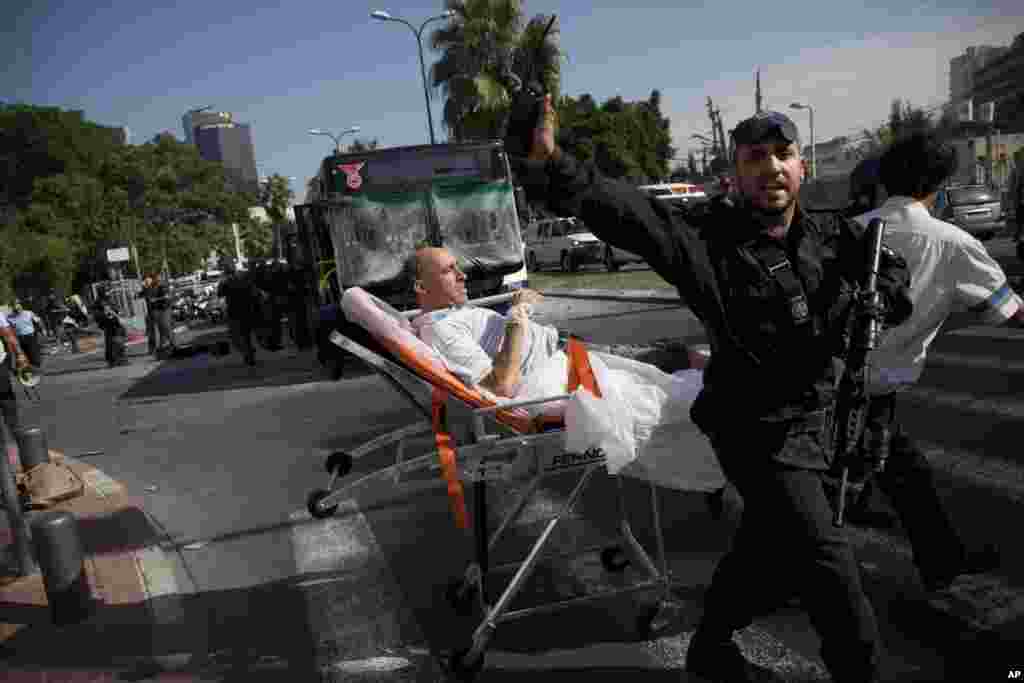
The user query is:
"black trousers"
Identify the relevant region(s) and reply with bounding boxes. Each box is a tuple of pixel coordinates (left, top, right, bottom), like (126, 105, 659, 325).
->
(861, 393, 967, 583)
(228, 316, 255, 364)
(152, 308, 174, 350)
(103, 325, 126, 366)
(700, 423, 881, 683)
(145, 312, 158, 353)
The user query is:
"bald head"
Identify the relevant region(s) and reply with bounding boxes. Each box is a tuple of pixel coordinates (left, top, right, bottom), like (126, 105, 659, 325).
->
(412, 246, 467, 311)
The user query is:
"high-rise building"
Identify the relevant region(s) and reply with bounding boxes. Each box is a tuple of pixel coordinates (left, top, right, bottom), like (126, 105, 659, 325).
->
(972, 33, 1024, 134)
(150, 130, 177, 144)
(194, 120, 259, 194)
(182, 110, 232, 145)
(949, 45, 1010, 121)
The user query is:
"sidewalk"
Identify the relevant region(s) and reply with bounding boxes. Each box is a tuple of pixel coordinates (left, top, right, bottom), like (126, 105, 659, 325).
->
(0, 452, 187, 681)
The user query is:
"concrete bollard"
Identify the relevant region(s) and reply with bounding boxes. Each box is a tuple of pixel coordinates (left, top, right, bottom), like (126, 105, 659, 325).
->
(0, 442, 35, 576)
(14, 427, 50, 471)
(30, 510, 95, 626)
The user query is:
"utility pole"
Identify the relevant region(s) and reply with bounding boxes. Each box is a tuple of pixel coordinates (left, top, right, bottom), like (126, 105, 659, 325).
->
(755, 69, 763, 114)
(707, 97, 721, 159)
(714, 108, 728, 164)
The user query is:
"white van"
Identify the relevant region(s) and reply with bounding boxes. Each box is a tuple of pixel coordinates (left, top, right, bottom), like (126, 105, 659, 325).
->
(525, 217, 645, 272)
(638, 182, 707, 206)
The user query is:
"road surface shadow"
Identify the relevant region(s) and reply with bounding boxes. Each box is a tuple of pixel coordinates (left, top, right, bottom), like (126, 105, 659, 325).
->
(118, 330, 331, 400)
(0, 579, 324, 681)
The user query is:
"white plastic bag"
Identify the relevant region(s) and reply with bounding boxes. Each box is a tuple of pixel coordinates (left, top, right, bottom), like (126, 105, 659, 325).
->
(563, 351, 638, 474)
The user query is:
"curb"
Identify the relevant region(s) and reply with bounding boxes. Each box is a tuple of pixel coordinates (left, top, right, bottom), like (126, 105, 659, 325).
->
(541, 287, 683, 305)
(1, 452, 187, 677)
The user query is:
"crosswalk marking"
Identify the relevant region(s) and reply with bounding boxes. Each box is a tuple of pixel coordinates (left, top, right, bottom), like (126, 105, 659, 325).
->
(916, 439, 1024, 503)
(289, 501, 376, 575)
(928, 349, 1024, 373)
(946, 325, 1024, 340)
(304, 324, 1024, 679)
(902, 384, 1024, 420)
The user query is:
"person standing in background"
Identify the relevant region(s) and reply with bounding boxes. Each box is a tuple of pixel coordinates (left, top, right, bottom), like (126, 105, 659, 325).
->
(137, 276, 158, 355)
(92, 289, 128, 367)
(142, 274, 175, 354)
(217, 262, 259, 366)
(1010, 150, 1024, 244)
(8, 302, 43, 368)
(0, 311, 31, 439)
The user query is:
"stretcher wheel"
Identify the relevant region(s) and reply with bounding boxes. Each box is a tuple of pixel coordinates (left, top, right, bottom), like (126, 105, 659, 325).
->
(600, 546, 630, 573)
(636, 603, 663, 639)
(446, 647, 484, 682)
(444, 578, 478, 617)
(324, 451, 353, 476)
(306, 489, 338, 519)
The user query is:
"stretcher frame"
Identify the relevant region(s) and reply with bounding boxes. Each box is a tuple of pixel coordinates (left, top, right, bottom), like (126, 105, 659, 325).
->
(307, 317, 684, 680)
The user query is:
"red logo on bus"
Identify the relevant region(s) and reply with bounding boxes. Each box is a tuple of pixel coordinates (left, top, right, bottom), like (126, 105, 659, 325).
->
(337, 162, 365, 190)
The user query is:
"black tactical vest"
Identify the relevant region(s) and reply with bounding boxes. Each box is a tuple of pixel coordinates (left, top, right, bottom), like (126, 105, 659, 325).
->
(696, 203, 853, 420)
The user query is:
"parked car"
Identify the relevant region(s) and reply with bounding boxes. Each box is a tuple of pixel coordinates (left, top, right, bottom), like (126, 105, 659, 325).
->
(638, 182, 708, 206)
(934, 184, 1005, 241)
(525, 217, 603, 272)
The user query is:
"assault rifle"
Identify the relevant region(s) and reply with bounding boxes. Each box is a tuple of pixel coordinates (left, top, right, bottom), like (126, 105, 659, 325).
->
(832, 217, 889, 527)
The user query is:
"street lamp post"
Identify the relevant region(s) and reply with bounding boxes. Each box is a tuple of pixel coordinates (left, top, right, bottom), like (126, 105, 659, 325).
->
(371, 8, 454, 146)
(790, 102, 815, 179)
(309, 126, 361, 154)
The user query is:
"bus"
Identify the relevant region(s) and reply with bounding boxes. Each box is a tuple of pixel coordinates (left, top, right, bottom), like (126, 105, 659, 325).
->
(292, 141, 529, 372)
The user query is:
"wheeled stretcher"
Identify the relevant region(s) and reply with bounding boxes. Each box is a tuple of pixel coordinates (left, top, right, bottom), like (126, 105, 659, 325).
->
(306, 288, 688, 680)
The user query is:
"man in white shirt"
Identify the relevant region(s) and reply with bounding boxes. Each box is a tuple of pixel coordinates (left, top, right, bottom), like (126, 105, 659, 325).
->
(852, 132, 1023, 592)
(408, 245, 552, 398)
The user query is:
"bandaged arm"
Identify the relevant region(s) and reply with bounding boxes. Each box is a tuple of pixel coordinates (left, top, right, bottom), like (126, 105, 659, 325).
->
(479, 304, 530, 398)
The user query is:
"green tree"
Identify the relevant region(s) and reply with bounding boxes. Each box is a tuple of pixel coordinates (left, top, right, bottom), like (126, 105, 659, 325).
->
(430, 2, 562, 141)
(555, 92, 674, 182)
(0, 103, 125, 210)
(2, 104, 254, 292)
(346, 138, 380, 153)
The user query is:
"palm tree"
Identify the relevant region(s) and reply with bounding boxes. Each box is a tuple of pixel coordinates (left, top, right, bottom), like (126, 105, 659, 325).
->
(854, 124, 892, 161)
(429, 1, 562, 142)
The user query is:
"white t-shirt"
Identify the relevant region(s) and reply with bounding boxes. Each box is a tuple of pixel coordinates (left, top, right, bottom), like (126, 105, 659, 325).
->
(854, 196, 1022, 393)
(414, 305, 560, 388)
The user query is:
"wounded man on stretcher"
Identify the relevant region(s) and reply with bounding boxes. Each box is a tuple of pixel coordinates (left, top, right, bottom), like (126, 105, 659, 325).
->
(405, 246, 724, 490)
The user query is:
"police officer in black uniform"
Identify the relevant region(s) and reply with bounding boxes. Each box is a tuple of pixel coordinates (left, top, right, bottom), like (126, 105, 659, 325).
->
(217, 262, 260, 366)
(92, 288, 128, 367)
(507, 97, 913, 683)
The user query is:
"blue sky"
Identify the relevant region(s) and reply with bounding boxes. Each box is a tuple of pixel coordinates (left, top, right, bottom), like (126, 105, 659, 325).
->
(5, 1, 1022, 199)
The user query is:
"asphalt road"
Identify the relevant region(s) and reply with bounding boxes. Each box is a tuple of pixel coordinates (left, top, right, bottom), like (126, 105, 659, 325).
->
(14, 237, 1024, 682)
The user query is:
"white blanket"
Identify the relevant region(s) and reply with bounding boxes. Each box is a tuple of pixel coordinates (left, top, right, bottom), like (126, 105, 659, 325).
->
(509, 350, 726, 492)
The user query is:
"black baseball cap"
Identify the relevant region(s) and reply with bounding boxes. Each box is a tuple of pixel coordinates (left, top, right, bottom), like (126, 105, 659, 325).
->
(731, 111, 800, 145)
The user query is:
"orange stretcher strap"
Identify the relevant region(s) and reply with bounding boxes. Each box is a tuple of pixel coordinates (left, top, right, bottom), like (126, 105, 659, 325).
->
(432, 386, 470, 530)
(566, 337, 602, 397)
(430, 337, 601, 529)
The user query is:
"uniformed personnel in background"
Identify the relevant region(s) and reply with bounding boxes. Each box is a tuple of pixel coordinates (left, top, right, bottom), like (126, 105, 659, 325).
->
(45, 293, 71, 348)
(137, 276, 158, 354)
(217, 262, 259, 366)
(508, 98, 913, 683)
(91, 288, 128, 367)
(139, 273, 175, 354)
(265, 261, 289, 351)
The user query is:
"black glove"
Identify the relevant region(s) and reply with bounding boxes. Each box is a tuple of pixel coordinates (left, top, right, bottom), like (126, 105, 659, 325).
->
(502, 79, 545, 160)
(502, 80, 553, 200)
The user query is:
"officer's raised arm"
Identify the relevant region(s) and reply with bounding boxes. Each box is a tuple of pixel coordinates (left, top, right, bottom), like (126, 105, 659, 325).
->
(504, 94, 690, 281)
